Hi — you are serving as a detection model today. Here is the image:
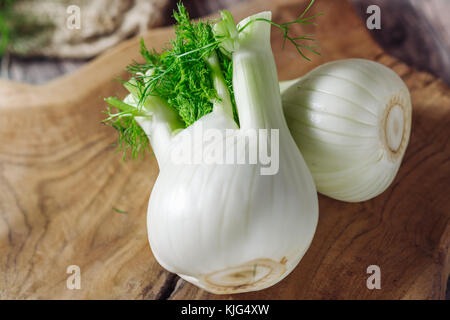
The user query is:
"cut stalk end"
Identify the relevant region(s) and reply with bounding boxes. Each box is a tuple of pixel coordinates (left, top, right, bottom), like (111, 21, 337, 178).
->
(381, 93, 411, 162)
(183, 258, 287, 294)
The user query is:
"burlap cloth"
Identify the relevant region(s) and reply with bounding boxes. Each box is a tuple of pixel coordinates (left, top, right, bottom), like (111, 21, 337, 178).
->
(8, 0, 168, 59)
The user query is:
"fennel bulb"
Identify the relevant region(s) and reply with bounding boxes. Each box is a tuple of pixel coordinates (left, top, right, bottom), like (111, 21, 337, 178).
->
(145, 11, 317, 295)
(105, 4, 319, 294)
(281, 59, 412, 202)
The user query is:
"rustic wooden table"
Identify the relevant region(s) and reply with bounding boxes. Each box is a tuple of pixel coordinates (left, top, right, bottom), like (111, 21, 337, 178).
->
(0, 0, 449, 300)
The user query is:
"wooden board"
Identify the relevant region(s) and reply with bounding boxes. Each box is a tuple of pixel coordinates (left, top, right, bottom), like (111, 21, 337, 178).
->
(0, 0, 448, 299)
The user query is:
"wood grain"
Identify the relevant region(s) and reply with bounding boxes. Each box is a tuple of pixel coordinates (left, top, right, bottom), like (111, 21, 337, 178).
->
(0, 0, 449, 299)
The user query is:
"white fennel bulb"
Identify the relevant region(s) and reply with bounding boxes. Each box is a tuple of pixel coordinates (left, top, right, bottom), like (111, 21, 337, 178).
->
(121, 11, 318, 294)
(280, 59, 412, 202)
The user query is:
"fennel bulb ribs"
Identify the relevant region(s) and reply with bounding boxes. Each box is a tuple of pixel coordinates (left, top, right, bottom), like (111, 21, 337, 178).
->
(104, 4, 319, 294)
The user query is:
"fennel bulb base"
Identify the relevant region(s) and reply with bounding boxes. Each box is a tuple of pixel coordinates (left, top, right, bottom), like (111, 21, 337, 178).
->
(382, 99, 409, 161)
(178, 258, 288, 294)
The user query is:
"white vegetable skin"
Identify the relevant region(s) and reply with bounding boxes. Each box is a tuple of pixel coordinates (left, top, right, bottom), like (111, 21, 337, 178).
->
(281, 59, 412, 202)
(135, 12, 318, 294)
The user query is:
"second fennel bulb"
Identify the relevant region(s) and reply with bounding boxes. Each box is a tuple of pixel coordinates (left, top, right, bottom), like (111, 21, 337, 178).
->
(281, 59, 412, 202)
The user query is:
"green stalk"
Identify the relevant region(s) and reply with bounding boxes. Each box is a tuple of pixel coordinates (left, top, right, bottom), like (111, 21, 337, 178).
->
(205, 51, 234, 119)
(231, 12, 289, 132)
(125, 81, 184, 164)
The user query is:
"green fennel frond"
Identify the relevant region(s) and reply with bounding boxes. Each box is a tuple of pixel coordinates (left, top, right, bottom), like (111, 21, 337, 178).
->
(113, 207, 128, 214)
(129, 3, 226, 127)
(103, 97, 150, 159)
(104, 3, 229, 159)
(103, 0, 320, 159)
(238, 0, 322, 61)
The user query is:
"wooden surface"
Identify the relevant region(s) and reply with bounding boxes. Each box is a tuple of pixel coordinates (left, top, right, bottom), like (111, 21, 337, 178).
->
(0, 0, 449, 299)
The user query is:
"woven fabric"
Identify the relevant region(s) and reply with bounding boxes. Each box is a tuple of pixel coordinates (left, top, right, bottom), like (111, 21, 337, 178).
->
(9, 0, 168, 58)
